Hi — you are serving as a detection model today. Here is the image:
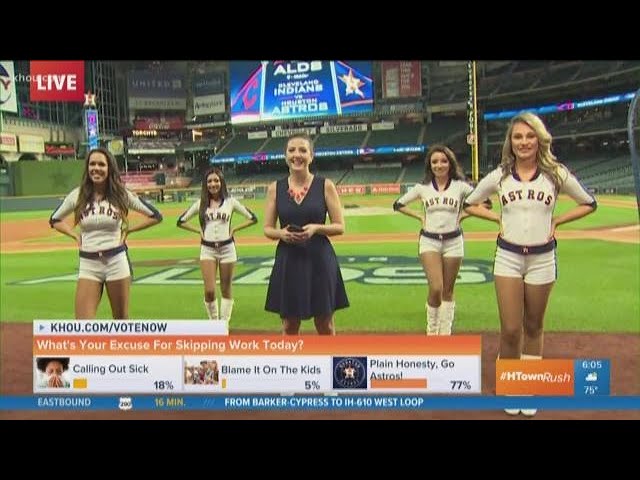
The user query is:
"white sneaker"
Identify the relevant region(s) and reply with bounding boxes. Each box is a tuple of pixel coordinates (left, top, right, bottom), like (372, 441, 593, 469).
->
(520, 409, 538, 417)
(504, 408, 520, 415)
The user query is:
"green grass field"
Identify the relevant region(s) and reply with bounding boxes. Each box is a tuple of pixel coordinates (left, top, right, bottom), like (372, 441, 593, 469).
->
(1, 194, 638, 333)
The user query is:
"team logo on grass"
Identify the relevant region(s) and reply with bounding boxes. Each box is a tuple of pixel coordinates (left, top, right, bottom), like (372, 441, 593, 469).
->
(11, 256, 493, 285)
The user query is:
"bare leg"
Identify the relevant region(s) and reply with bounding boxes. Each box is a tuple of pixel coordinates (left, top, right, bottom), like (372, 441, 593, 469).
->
(494, 276, 525, 359)
(420, 252, 444, 334)
(201, 259, 219, 319)
(440, 256, 463, 334)
(442, 257, 462, 302)
(75, 279, 104, 319)
(522, 282, 554, 356)
(282, 318, 302, 335)
(219, 262, 235, 299)
(517, 283, 553, 418)
(495, 275, 527, 415)
(105, 277, 131, 319)
(200, 259, 218, 302)
(419, 252, 444, 307)
(313, 314, 335, 335)
(218, 262, 236, 322)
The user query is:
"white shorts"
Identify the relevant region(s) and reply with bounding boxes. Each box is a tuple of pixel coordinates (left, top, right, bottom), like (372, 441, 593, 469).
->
(493, 247, 557, 285)
(200, 242, 237, 263)
(419, 235, 464, 258)
(78, 251, 132, 283)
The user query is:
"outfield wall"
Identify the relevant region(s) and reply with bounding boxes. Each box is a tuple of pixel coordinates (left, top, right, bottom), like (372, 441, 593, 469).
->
(11, 162, 85, 196)
(0, 195, 67, 212)
(0, 183, 414, 212)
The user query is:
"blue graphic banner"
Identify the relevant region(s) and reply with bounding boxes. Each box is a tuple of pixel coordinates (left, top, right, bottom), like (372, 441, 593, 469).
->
(211, 144, 424, 164)
(574, 359, 610, 396)
(1, 395, 639, 411)
(484, 92, 635, 120)
(85, 109, 99, 149)
(230, 61, 373, 124)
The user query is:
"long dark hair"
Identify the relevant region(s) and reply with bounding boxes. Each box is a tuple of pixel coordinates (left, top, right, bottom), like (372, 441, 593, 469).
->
(73, 148, 128, 228)
(422, 144, 465, 184)
(199, 168, 229, 231)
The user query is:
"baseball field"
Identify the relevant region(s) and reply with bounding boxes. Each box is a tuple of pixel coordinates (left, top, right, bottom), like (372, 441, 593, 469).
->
(1, 193, 638, 419)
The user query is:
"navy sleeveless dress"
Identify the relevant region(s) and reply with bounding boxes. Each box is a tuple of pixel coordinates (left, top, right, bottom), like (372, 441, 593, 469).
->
(265, 176, 349, 319)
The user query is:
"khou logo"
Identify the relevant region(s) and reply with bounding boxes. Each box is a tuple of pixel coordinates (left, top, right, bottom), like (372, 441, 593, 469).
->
(30, 61, 85, 102)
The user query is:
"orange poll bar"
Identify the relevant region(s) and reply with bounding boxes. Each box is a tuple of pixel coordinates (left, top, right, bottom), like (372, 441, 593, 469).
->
(370, 378, 427, 389)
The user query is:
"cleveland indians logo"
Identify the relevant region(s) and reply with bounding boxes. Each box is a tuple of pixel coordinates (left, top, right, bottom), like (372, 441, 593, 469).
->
(0, 64, 14, 107)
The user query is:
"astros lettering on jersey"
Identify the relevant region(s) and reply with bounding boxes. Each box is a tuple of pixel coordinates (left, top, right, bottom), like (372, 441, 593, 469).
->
(177, 197, 256, 241)
(465, 166, 596, 246)
(394, 178, 474, 233)
(49, 187, 162, 251)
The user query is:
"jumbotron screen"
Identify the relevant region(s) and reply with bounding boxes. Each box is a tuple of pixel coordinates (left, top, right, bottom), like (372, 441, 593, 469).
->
(229, 60, 373, 124)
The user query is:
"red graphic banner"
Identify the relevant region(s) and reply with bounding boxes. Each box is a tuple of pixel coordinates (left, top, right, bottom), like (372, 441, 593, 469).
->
(30, 61, 85, 102)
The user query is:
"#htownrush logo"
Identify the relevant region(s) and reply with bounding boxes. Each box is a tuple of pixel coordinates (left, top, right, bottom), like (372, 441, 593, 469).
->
(29, 61, 85, 102)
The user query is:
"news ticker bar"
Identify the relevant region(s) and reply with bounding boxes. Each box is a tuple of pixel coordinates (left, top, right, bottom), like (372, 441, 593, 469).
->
(1, 396, 640, 411)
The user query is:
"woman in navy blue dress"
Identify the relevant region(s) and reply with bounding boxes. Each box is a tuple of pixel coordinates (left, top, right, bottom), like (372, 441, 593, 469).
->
(264, 133, 349, 334)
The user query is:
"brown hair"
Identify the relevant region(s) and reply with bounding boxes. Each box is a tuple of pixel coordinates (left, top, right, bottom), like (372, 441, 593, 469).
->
(285, 133, 314, 157)
(73, 148, 129, 228)
(199, 168, 229, 232)
(422, 144, 465, 183)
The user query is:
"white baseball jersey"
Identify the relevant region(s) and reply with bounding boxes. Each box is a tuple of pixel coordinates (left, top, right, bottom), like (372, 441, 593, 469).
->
(466, 166, 596, 245)
(49, 187, 162, 252)
(395, 178, 474, 232)
(178, 197, 256, 241)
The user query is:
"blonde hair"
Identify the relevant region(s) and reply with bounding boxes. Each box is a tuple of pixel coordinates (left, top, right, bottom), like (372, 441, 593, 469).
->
(500, 112, 565, 191)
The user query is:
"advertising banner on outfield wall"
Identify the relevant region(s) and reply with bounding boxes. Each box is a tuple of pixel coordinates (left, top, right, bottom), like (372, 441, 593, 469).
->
(320, 124, 367, 134)
(45, 143, 76, 156)
(0, 133, 18, 152)
(371, 122, 395, 131)
(19, 134, 45, 153)
(272, 127, 317, 138)
(247, 131, 269, 140)
(371, 183, 401, 195)
(337, 184, 366, 195)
